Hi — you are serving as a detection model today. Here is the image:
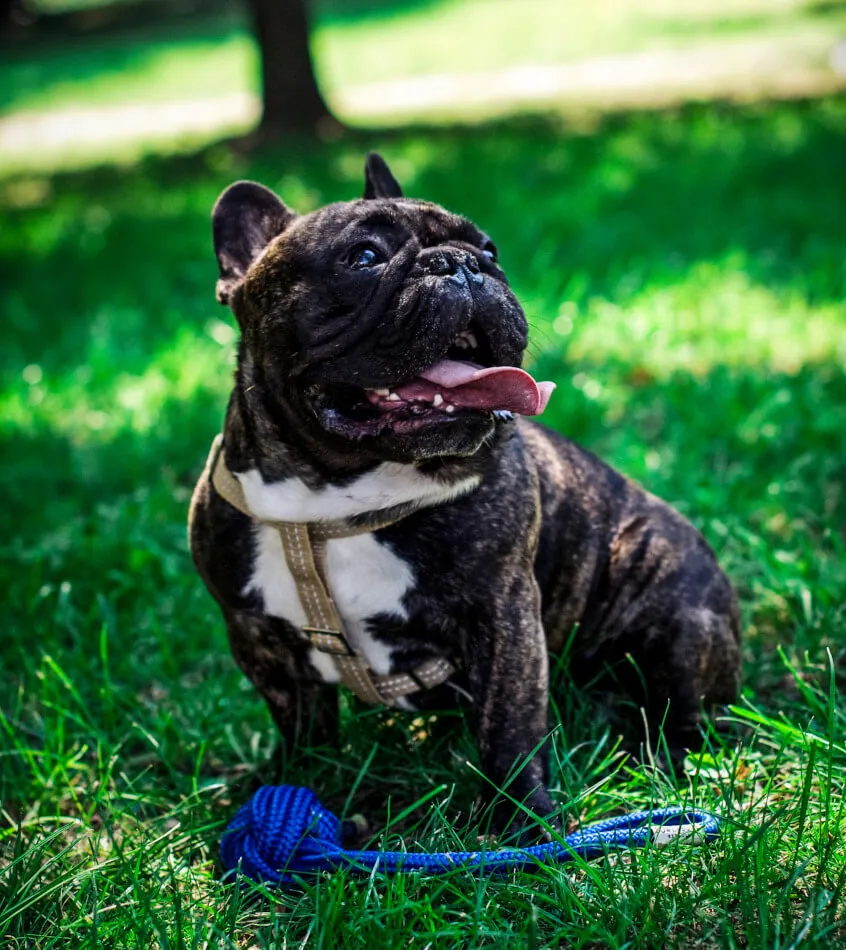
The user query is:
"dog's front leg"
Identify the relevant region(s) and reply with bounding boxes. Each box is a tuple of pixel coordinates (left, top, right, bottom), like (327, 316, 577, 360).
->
(463, 572, 555, 836)
(223, 610, 340, 757)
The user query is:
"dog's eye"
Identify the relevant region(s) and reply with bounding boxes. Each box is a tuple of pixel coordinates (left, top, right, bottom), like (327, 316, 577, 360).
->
(481, 242, 498, 263)
(346, 244, 384, 270)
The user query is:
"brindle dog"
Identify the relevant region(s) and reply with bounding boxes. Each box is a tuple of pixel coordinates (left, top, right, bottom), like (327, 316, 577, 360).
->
(190, 154, 740, 832)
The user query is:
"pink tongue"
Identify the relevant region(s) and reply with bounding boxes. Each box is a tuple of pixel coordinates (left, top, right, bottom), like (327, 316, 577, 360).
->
(397, 360, 555, 416)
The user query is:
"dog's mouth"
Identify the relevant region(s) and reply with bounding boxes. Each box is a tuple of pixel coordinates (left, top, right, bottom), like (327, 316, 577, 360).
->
(305, 324, 555, 440)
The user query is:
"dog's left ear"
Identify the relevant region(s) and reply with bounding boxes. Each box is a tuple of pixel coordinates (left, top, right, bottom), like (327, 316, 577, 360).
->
(212, 181, 296, 305)
(363, 153, 403, 199)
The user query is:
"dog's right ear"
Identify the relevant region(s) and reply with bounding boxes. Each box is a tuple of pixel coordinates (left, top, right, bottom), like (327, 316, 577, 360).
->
(212, 181, 296, 305)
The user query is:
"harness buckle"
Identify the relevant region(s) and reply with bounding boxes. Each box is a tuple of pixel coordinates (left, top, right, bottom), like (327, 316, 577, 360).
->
(302, 627, 355, 657)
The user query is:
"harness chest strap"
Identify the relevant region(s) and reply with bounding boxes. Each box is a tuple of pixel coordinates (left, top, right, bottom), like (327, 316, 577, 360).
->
(206, 435, 456, 706)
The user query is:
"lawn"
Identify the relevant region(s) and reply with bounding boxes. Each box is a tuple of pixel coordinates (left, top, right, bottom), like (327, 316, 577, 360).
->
(4, 0, 845, 112)
(2, 62, 846, 950)
(1, 0, 845, 173)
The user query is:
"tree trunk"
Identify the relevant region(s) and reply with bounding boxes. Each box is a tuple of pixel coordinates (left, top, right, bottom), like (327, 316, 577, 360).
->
(0, 0, 27, 32)
(248, 0, 333, 138)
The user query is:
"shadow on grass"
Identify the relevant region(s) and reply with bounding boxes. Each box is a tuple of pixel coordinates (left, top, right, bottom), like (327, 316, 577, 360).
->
(0, 0, 443, 115)
(0, 8, 250, 114)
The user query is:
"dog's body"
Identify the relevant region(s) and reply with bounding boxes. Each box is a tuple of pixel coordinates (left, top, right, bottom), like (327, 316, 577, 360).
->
(190, 155, 740, 829)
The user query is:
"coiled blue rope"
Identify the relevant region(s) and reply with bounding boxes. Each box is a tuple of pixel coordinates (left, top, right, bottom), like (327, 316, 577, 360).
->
(221, 785, 720, 885)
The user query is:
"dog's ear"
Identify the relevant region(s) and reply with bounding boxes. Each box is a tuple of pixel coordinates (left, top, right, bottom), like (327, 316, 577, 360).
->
(363, 153, 403, 199)
(212, 181, 296, 305)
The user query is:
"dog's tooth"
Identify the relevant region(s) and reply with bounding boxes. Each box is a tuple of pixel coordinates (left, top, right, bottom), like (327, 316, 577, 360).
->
(466, 332, 478, 349)
(433, 393, 444, 407)
(445, 404, 455, 413)
(371, 388, 390, 396)
(387, 392, 401, 401)
(455, 337, 468, 349)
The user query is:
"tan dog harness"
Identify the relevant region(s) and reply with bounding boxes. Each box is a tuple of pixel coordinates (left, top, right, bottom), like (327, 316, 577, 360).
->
(206, 435, 457, 706)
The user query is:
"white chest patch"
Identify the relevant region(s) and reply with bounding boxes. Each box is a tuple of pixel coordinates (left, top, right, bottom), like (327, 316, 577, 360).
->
(236, 461, 480, 523)
(244, 525, 415, 681)
(237, 458, 478, 683)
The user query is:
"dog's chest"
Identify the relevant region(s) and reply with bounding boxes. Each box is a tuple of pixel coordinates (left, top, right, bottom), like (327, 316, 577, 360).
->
(245, 524, 415, 680)
(233, 461, 481, 681)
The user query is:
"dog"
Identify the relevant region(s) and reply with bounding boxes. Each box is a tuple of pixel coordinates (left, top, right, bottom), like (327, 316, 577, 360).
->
(189, 153, 741, 833)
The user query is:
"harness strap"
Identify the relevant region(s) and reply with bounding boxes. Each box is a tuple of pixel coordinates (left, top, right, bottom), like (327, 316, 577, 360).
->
(205, 435, 457, 706)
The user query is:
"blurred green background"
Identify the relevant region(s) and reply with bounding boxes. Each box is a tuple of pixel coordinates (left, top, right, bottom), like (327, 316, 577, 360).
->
(3, 1, 846, 946)
(3, 0, 846, 169)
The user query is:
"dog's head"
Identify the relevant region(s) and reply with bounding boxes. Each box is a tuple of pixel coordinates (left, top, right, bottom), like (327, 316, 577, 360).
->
(213, 154, 553, 465)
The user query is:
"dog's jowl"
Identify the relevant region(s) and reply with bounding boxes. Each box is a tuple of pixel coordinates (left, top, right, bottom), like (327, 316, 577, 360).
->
(189, 154, 741, 832)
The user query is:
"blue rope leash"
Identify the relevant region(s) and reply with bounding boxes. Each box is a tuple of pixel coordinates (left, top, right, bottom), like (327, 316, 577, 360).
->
(221, 785, 720, 885)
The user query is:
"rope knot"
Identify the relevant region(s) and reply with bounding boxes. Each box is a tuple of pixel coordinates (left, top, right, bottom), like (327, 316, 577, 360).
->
(221, 785, 342, 884)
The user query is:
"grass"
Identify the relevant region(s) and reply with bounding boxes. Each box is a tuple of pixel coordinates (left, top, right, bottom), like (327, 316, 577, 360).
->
(2, 0, 845, 114)
(2, 93, 846, 945)
(3, 0, 844, 176)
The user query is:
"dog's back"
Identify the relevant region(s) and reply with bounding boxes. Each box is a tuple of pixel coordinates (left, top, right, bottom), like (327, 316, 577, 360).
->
(521, 419, 741, 738)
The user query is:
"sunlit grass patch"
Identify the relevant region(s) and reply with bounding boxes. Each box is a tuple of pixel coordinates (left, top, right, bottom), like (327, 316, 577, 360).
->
(0, 326, 233, 442)
(557, 263, 846, 374)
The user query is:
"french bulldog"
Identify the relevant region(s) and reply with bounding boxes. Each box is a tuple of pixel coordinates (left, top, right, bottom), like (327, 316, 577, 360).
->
(189, 154, 741, 833)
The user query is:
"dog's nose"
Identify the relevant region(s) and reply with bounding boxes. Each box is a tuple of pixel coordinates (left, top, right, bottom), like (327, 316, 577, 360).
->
(462, 254, 481, 275)
(423, 248, 484, 284)
(424, 248, 459, 276)
(452, 252, 484, 286)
